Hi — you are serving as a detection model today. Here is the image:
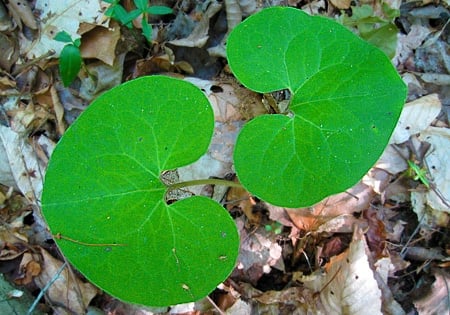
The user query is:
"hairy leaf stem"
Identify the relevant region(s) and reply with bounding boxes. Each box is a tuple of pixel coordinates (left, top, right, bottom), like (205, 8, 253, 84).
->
(168, 178, 242, 190)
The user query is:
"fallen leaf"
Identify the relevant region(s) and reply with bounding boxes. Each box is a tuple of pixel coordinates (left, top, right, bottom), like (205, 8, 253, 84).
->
(413, 268, 450, 315)
(80, 22, 121, 66)
(390, 94, 441, 144)
(329, 0, 351, 9)
(169, 1, 222, 47)
(34, 248, 98, 315)
(304, 227, 383, 315)
(27, 0, 102, 59)
(411, 126, 450, 227)
(0, 126, 46, 203)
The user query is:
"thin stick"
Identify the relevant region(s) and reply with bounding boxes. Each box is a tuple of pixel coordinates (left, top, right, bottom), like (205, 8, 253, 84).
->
(27, 262, 67, 315)
(54, 233, 127, 247)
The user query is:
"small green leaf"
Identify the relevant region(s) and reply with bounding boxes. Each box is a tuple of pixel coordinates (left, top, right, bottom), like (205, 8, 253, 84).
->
(227, 7, 406, 207)
(59, 44, 82, 87)
(54, 30, 73, 43)
(42, 76, 239, 306)
(121, 9, 142, 26)
(73, 38, 81, 48)
(147, 5, 173, 15)
(134, 0, 149, 11)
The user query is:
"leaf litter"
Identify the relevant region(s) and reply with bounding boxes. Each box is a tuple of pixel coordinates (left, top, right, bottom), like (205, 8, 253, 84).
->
(0, 0, 449, 314)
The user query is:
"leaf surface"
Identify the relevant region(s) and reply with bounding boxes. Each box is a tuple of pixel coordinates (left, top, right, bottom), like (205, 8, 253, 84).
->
(42, 76, 239, 306)
(227, 7, 407, 207)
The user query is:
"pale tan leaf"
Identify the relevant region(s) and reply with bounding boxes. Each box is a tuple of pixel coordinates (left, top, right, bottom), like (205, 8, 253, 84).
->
(319, 228, 382, 315)
(411, 126, 450, 227)
(390, 94, 441, 144)
(329, 0, 351, 9)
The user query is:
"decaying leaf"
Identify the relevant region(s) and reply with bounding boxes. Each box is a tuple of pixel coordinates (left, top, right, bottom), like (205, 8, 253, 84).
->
(303, 227, 383, 315)
(413, 268, 450, 315)
(390, 94, 441, 145)
(0, 126, 46, 203)
(4, 0, 37, 30)
(329, 0, 351, 9)
(286, 182, 374, 233)
(26, 0, 102, 59)
(80, 22, 121, 66)
(169, 1, 222, 47)
(236, 217, 284, 284)
(33, 248, 97, 315)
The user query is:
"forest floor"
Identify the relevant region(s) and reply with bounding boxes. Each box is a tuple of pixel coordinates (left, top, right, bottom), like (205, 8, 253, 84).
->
(0, 0, 449, 314)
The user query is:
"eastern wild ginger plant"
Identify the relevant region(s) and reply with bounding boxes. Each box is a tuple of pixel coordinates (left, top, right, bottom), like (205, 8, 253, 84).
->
(42, 7, 406, 307)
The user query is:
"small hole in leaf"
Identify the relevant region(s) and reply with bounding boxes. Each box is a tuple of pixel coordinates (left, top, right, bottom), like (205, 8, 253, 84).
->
(210, 85, 223, 93)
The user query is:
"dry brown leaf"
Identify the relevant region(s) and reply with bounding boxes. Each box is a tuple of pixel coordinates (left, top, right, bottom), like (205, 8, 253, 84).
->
(80, 23, 121, 66)
(286, 182, 374, 232)
(15, 252, 41, 285)
(413, 268, 450, 315)
(329, 0, 351, 9)
(34, 248, 97, 314)
(4, 0, 37, 29)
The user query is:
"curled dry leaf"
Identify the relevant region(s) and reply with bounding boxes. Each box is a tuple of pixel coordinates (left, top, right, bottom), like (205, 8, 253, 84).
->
(34, 248, 97, 315)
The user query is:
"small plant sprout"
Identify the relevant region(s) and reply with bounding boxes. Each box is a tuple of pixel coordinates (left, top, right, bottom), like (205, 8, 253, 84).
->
(104, 0, 173, 41)
(54, 31, 82, 87)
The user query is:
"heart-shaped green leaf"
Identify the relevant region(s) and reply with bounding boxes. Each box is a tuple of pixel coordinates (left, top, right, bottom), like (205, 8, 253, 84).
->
(227, 7, 406, 207)
(42, 76, 239, 306)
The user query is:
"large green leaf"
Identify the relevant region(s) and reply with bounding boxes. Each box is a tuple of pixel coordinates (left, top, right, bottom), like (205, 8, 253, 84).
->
(41, 76, 239, 306)
(227, 7, 406, 207)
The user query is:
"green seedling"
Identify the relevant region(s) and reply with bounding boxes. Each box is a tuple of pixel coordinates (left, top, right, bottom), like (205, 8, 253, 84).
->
(407, 160, 430, 188)
(54, 31, 82, 87)
(104, 0, 173, 41)
(42, 7, 406, 307)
